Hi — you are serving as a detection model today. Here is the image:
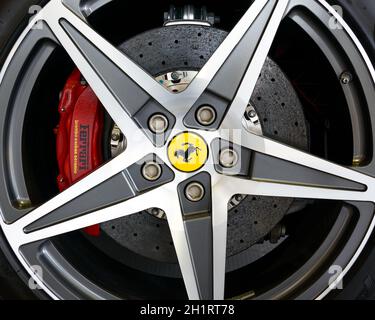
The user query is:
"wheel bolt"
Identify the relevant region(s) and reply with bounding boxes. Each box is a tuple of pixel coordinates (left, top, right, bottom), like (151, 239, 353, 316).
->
(219, 149, 238, 168)
(185, 182, 205, 202)
(196, 105, 216, 126)
(152, 208, 160, 215)
(340, 71, 353, 84)
(235, 194, 243, 202)
(149, 114, 169, 134)
(80, 77, 88, 86)
(171, 71, 181, 81)
(247, 110, 257, 118)
(17, 199, 32, 209)
(111, 133, 120, 141)
(142, 161, 162, 181)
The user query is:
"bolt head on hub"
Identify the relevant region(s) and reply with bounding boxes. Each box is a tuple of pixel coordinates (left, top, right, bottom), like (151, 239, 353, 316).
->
(149, 114, 169, 134)
(171, 71, 182, 81)
(111, 133, 120, 141)
(219, 149, 238, 168)
(248, 110, 257, 118)
(185, 182, 205, 202)
(196, 105, 216, 126)
(142, 161, 162, 181)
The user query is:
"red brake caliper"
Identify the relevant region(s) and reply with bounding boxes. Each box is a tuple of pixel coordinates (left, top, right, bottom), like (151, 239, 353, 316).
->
(55, 69, 104, 236)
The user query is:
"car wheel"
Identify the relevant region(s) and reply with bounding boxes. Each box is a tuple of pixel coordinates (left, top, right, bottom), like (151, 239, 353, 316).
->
(0, 0, 375, 300)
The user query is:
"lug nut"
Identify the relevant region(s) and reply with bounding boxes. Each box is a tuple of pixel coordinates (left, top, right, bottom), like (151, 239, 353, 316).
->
(185, 182, 205, 202)
(142, 161, 162, 181)
(149, 114, 169, 134)
(196, 105, 216, 126)
(219, 149, 238, 168)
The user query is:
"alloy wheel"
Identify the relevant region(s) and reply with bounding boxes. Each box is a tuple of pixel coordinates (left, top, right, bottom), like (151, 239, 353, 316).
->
(0, 0, 375, 300)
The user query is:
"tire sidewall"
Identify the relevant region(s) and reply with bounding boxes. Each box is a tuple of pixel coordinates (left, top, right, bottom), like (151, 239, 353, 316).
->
(0, 0, 49, 300)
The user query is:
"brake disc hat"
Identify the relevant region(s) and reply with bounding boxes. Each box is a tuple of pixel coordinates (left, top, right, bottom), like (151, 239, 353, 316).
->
(97, 25, 309, 274)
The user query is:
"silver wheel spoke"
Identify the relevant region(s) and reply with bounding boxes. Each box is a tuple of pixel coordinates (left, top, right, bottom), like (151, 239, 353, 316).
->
(186, 0, 285, 98)
(40, 0, 172, 137)
(15, 152, 129, 229)
(212, 184, 231, 300)
(220, 0, 289, 128)
(6, 138, 163, 247)
(221, 175, 371, 201)
(11, 185, 168, 247)
(164, 194, 201, 300)
(219, 130, 375, 201)
(165, 173, 230, 300)
(183, 0, 289, 128)
(62, 0, 112, 21)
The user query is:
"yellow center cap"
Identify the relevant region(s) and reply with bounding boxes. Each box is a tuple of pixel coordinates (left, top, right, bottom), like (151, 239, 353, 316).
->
(168, 132, 208, 172)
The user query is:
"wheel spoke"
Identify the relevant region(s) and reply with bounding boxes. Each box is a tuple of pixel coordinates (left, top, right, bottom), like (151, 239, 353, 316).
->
(7, 142, 174, 246)
(221, 175, 371, 202)
(40, 0, 173, 138)
(217, 131, 375, 201)
(12, 185, 168, 247)
(165, 172, 230, 300)
(164, 194, 202, 300)
(212, 184, 231, 300)
(183, 0, 289, 129)
(62, 0, 112, 20)
(250, 152, 366, 191)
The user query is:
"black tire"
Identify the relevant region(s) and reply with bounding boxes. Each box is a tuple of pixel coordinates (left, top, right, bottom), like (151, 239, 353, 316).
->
(0, 0, 49, 300)
(332, 0, 375, 63)
(325, 0, 375, 300)
(0, 0, 374, 300)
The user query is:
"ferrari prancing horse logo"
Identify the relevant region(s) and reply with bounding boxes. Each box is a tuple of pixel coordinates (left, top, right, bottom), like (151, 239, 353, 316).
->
(168, 132, 208, 172)
(174, 143, 201, 163)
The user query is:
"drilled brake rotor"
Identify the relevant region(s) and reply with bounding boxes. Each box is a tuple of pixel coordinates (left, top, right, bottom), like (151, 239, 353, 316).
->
(97, 25, 309, 273)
